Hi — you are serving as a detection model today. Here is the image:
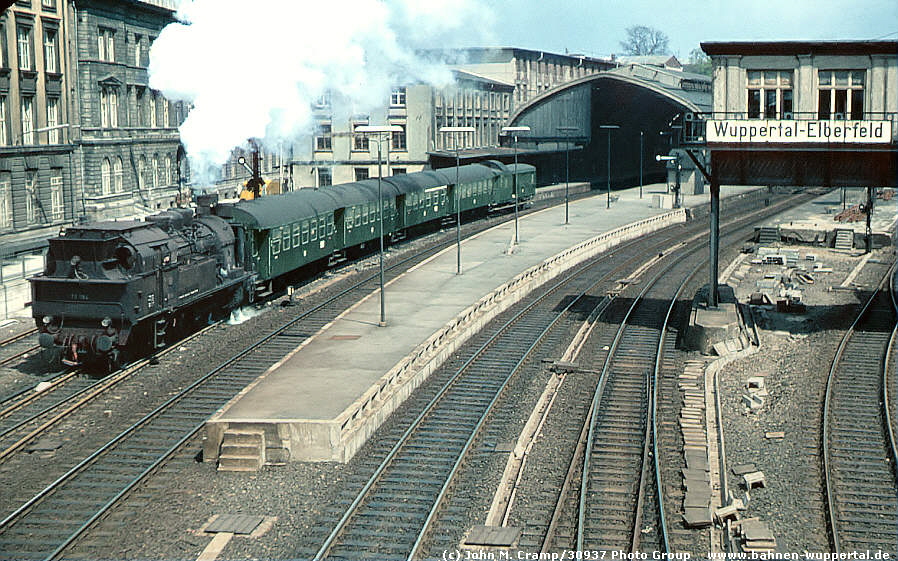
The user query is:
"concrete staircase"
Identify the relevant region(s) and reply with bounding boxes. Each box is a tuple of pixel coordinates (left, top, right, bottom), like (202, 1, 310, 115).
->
(756, 227, 780, 245)
(217, 428, 265, 472)
(833, 229, 854, 250)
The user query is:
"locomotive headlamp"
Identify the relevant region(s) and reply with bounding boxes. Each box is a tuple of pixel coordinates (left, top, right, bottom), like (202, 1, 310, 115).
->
(101, 317, 112, 327)
(42, 315, 53, 325)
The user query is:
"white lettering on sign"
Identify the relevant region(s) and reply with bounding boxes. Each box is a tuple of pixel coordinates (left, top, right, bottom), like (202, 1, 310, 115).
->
(706, 120, 891, 144)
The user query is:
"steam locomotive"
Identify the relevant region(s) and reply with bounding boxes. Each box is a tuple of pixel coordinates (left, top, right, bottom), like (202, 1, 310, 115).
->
(30, 160, 536, 369)
(30, 209, 251, 369)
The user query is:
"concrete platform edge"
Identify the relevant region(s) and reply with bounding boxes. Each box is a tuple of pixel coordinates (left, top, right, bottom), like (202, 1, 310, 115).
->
(205, 208, 687, 464)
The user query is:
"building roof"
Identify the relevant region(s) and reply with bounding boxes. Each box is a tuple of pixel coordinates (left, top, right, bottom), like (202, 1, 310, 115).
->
(452, 69, 514, 89)
(422, 47, 615, 67)
(701, 40, 898, 56)
(618, 55, 683, 69)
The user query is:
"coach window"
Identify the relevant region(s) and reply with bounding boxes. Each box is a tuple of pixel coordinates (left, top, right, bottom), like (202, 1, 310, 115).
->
(302, 220, 309, 243)
(818, 70, 864, 120)
(271, 227, 281, 255)
(318, 216, 326, 238)
(327, 215, 334, 236)
(747, 70, 792, 119)
(310, 219, 317, 241)
(292, 224, 301, 247)
(282, 226, 290, 250)
(354, 206, 361, 226)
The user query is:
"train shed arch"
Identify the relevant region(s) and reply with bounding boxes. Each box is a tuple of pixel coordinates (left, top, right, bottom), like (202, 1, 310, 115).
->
(503, 64, 712, 188)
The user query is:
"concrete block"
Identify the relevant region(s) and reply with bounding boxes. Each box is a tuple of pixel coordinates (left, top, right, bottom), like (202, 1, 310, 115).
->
(742, 393, 764, 410)
(743, 471, 766, 489)
(683, 506, 713, 528)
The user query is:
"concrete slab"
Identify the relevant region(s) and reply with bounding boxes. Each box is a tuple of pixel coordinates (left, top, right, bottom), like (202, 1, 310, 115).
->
(204, 183, 767, 465)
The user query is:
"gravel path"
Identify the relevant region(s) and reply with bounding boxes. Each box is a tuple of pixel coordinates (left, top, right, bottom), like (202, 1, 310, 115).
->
(718, 247, 895, 552)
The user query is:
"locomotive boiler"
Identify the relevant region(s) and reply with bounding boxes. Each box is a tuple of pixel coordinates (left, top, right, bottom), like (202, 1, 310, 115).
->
(30, 208, 253, 369)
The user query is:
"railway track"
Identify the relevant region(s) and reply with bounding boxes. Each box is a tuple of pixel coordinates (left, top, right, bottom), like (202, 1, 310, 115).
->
(530, 195, 819, 555)
(823, 265, 898, 554)
(311, 222, 680, 560)
(309, 191, 816, 559)
(0, 199, 573, 561)
(0, 328, 39, 369)
(0, 188, 810, 560)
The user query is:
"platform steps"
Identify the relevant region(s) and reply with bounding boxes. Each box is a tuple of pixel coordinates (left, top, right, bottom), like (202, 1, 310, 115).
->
(756, 227, 780, 245)
(833, 229, 854, 250)
(217, 429, 265, 472)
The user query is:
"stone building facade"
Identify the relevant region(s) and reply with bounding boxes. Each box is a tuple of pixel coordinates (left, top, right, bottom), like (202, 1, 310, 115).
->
(287, 71, 514, 189)
(0, 0, 77, 253)
(73, 0, 186, 221)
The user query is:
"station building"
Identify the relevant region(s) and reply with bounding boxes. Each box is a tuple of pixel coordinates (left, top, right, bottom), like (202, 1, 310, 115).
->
(0, 0, 78, 253)
(0, 0, 185, 245)
(692, 41, 897, 187)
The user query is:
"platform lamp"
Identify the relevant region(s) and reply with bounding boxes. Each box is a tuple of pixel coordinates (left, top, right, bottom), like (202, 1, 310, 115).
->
(439, 126, 476, 275)
(500, 125, 531, 244)
(639, 131, 644, 199)
(354, 124, 402, 327)
(598, 125, 619, 209)
(656, 154, 681, 208)
(557, 126, 578, 225)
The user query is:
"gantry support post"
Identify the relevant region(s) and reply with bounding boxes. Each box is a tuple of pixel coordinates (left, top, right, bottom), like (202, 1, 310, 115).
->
(709, 178, 720, 308)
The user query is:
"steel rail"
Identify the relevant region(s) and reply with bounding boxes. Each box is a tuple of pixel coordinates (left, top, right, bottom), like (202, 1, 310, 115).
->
(576, 243, 699, 551)
(822, 265, 897, 553)
(313, 234, 649, 561)
(0, 196, 559, 560)
(0, 327, 37, 348)
(408, 245, 665, 560)
(540, 190, 816, 553)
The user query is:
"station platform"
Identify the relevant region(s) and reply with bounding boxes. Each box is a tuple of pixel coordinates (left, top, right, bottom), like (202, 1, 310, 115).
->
(204, 183, 763, 466)
(758, 186, 897, 247)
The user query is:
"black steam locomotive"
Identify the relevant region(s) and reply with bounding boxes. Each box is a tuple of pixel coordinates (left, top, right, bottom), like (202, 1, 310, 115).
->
(30, 208, 252, 369)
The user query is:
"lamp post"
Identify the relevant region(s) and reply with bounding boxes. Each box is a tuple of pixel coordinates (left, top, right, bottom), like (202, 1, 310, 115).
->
(639, 131, 645, 199)
(354, 124, 402, 327)
(599, 125, 619, 209)
(557, 126, 578, 225)
(656, 154, 681, 208)
(439, 126, 476, 275)
(500, 126, 531, 244)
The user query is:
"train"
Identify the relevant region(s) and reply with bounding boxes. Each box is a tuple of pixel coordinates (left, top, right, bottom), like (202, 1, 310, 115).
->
(29, 160, 537, 370)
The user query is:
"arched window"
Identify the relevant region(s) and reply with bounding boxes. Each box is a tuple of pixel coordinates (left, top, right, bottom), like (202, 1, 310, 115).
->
(164, 154, 172, 186)
(152, 155, 159, 188)
(101, 158, 111, 195)
(113, 157, 123, 192)
(137, 155, 146, 190)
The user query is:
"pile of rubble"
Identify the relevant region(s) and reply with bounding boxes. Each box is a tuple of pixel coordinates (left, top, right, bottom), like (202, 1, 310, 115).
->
(749, 247, 832, 313)
(834, 204, 867, 223)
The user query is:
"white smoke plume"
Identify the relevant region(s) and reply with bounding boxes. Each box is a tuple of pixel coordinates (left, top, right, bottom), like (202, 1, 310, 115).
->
(149, 0, 494, 184)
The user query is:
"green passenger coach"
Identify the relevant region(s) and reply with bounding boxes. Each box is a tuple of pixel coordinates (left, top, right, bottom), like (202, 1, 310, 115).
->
(213, 161, 536, 294)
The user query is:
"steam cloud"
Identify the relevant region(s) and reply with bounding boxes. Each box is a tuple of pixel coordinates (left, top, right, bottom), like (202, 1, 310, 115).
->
(148, 0, 493, 184)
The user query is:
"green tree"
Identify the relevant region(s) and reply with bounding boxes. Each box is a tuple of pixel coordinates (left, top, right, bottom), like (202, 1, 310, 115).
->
(619, 25, 670, 56)
(684, 48, 711, 76)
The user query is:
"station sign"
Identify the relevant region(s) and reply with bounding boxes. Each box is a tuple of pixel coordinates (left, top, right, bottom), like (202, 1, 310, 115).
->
(706, 119, 892, 144)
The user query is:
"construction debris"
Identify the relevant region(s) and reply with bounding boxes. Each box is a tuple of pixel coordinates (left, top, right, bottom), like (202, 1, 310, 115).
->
(737, 518, 777, 553)
(834, 204, 867, 223)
